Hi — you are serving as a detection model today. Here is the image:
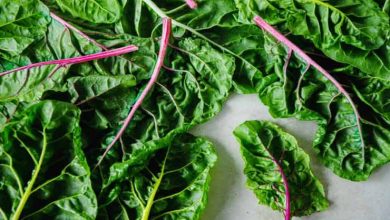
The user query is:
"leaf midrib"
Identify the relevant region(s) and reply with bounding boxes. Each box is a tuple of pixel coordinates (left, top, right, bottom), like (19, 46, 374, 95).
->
(12, 129, 48, 220)
(141, 147, 170, 220)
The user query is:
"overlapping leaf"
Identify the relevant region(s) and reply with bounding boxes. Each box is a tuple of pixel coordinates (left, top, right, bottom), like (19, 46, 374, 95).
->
(0, 0, 51, 65)
(98, 132, 217, 220)
(0, 101, 97, 219)
(47, 0, 122, 24)
(234, 0, 390, 79)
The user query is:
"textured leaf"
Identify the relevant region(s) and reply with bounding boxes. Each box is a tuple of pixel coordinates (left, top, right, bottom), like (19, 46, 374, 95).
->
(0, 65, 68, 102)
(235, 0, 390, 79)
(258, 33, 390, 181)
(234, 120, 329, 216)
(67, 74, 137, 104)
(80, 36, 234, 168)
(0, 101, 97, 219)
(52, 0, 122, 24)
(205, 22, 390, 180)
(0, 0, 50, 60)
(98, 132, 217, 220)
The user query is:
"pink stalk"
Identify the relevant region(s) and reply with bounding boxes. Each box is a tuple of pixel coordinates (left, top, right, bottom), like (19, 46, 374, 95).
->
(50, 12, 108, 51)
(263, 147, 291, 220)
(95, 18, 172, 168)
(253, 16, 365, 149)
(0, 45, 138, 77)
(185, 0, 198, 9)
(274, 158, 291, 220)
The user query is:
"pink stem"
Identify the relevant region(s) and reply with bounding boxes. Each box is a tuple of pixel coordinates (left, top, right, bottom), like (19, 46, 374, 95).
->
(95, 18, 172, 168)
(264, 147, 291, 220)
(185, 0, 198, 9)
(253, 15, 364, 148)
(0, 45, 138, 77)
(276, 160, 291, 220)
(50, 12, 108, 51)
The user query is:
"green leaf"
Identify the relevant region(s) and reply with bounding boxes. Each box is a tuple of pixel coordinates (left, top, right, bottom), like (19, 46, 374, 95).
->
(52, 0, 122, 24)
(80, 36, 234, 166)
(233, 120, 329, 217)
(375, 0, 390, 13)
(67, 74, 137, 104)
(256, 33, 390, 181)
(0, 65, 68, 102)
(0, 100, 97, 219)
(235, 0, 390, 79)
(98, 132, 217, 220)
(0, 0, 50, 60)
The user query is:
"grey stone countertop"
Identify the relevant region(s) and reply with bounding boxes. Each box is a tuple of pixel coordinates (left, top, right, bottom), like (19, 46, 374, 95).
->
(191, 94, 390, 220)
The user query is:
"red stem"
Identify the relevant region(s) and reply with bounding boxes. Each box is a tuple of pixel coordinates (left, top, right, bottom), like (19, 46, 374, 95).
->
(95, 18, 172, 168)
(50, 12, 108, 50)
(253, 15, 365, 149)
(0, 45, 138, 77)
(185, 0, 198, 9)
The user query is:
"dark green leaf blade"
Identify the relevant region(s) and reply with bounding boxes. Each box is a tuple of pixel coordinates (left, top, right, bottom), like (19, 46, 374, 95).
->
(234, 0, 390, 79)
(0, 0, 51, 60)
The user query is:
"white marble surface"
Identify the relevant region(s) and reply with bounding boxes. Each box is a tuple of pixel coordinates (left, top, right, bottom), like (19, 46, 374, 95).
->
(191, 94, 390, 220)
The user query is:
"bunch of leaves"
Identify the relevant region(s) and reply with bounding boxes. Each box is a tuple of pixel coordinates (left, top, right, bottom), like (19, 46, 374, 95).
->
(234, 0, 390, 80)
(234, 120, 329, 219)
(1, 0, 390, 219)
(196, 9, 390, 181)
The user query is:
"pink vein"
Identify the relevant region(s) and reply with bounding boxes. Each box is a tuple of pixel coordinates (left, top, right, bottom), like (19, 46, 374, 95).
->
(95, 18, 172, 168)
(185, 0, 198, 9)
(253, 16, 365, 150)
(264, 147, 291, 220)
(0, 45, 138, 77)
(50, 12, 108, 51)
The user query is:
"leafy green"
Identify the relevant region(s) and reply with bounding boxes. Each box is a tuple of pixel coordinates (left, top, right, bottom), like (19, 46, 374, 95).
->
(205, 21, 390, 180)
(0, 100, 97, 219)
(98, 132, 217, 220)
(67, 74, 137, 104)
(50, 0, 122, 24)
(234, 0, 390, 79)
(0, 0, 51, 63)
(234, 120, 329, 216)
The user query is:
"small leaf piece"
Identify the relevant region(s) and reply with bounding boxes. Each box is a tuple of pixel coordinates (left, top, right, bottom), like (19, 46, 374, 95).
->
(234, 120, 329, 218)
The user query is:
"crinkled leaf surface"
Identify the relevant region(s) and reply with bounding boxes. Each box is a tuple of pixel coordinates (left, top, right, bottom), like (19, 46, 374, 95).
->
(234, 0, 390, 79)
(98, 132, 217, 220)
(0, 0, 51, 60)
(257, 34, 390, 181)
(234, 120, 329, 216)
(206, 23, 390, 180)
(49, 0, 122, 24)
(0, 100, 97, 219)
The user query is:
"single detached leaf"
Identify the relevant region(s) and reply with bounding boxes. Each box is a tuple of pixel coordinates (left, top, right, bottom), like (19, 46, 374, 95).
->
(234, 120, 329, 217)
(98, 132, 217, 220)
(0, 101, 97, 219)
(53, 0, 122, 24)
(0, 0, 50, 59)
